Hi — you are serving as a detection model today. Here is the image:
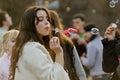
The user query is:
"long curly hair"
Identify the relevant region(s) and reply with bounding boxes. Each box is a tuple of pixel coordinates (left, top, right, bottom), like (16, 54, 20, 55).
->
(9, 6, 51, 80)
(50, 10, 73, 61)
(50, 10, 79, 80)
(50, 10, 73, 45)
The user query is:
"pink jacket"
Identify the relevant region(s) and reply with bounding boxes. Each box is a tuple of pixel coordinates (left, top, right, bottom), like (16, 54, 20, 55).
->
(0, 53, 10, 80)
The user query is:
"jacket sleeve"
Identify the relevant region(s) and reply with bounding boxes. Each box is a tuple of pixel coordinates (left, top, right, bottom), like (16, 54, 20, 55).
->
(102, 39, 119, 73)
(22, 43, 70, 80)
(73, 46, 87, 80)
(82, 43, 97, 68)
(0, 63, 3, 80)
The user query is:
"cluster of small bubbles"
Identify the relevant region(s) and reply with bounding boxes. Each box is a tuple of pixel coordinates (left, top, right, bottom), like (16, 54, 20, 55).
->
(109, 1, 116, 8)
(109, 0, 119, 8)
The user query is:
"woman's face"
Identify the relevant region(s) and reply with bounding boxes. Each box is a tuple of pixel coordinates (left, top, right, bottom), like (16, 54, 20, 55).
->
(35, 10, 50, 37)
(5, 13, 13, 27)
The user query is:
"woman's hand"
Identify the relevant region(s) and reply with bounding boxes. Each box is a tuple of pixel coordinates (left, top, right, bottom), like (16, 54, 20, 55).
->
(49, 37, 63, 55)
(49, 37, 64, 66)
(104, 24, 117, 41)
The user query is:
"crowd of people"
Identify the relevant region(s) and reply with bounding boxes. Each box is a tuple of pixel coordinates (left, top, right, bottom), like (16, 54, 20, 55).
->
(0, 5, 120, 80)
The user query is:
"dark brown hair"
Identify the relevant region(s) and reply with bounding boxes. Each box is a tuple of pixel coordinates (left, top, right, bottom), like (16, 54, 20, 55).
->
(9, 6, 51, 80)
(50, 10, 73, 45)
(50, 10, 79, 80)
(50, 10, 73, 61)
(0, 10, 7, 27)
(72, 13, 86, 22)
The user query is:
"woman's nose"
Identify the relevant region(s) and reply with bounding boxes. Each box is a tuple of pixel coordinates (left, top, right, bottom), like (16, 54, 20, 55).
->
(45, 20, 49, 25)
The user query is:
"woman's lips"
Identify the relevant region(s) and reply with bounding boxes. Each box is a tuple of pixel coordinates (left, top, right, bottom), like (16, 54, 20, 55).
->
(45, 27, 50, 31)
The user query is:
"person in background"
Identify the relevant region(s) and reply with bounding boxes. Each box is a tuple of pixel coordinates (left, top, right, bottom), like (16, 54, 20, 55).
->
(9, 6, 69, 80)
(102, 23, 120, 80)
(50, 10, 87, 80)
(69, 13, 89, 78)
(0, 30, 19, 80)
(71, 13, 86, 57)
(0, 10, 13, 56)
(81, 24, 110, 80)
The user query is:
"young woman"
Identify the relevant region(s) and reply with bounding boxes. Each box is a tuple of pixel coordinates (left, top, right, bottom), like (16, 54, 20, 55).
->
(50, 10, 87, 80)
(0, 30, 19, 80)
(102, 23, 120, 80)
(9, 6, 69, 80)
(81, 24, 110, 80)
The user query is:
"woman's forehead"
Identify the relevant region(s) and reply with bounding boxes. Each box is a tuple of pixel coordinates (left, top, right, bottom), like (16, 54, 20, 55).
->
(36, 10, 47, 17)
(8, 33, 18, 40)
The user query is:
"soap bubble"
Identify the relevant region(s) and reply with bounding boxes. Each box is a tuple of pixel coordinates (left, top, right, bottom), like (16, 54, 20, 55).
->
(113, 0, 119, 3)
(109, 1, 116, 8)
(91, 28, 99, 35)
(111, 23, 117, 28)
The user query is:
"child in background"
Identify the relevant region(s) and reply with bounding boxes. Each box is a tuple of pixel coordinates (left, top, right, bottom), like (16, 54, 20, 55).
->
(0, 30, 19, 80)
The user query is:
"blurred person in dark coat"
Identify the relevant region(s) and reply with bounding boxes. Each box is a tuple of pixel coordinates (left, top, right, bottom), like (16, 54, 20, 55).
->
(102, 23, 120, 80)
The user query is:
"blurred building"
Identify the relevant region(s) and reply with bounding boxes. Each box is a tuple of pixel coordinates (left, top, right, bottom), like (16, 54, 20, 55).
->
(36, 0, 60, 9)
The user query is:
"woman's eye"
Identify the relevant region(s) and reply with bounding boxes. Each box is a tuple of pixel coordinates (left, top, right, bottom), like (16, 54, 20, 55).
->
(38, 17, 43, 21)
(12, 39, 16, 42)
(37, 16, 49, 22)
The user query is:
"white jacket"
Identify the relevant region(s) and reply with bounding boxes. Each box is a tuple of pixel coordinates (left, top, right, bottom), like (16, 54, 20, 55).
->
(15, 42, 70, 80)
